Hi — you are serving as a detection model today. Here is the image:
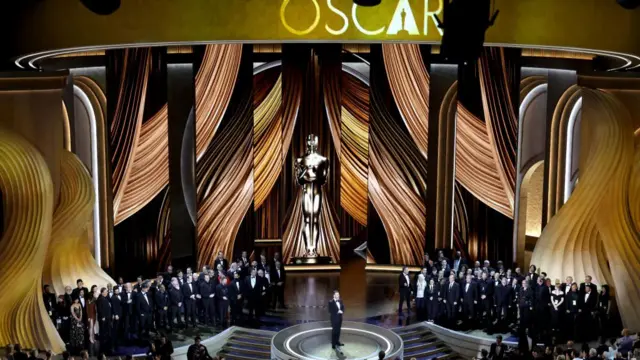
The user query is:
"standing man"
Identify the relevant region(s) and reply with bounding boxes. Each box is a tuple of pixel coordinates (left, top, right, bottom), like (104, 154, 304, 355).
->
(154, 285, 169, 330)
(168, 278, 184, 330)
(444, 274, 460, 325)
(518, 279, 534, 336)
(136, 283, 153, 338)
(182, 275, 198, 328)
(244, 268, 260, 323)
(214, 251, 229, 272)
(328, 290, 345, 350)
(398, 266, 412, 313)
(229, 271, 244, 325)
(271, 261, 286, 309)
(461, 274, 477, 325)
(122, 283, 134, 340)
(199, 274, 215, 327)
(110, 286, 122, 348)
(97, 288, 112, 354)
(217, 277, 230, 328)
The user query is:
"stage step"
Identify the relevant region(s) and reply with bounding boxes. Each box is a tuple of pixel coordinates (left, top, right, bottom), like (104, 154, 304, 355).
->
(405, 340, 444, 353)
(216, 352, 269, 360)
(397, 327, 432, 339)
(230, 331, 273, 344)
(220, 345, 271, 358)
(404, 346, 451, 359)
(404, 334, 438, 345)
(227, 338, 271, 350)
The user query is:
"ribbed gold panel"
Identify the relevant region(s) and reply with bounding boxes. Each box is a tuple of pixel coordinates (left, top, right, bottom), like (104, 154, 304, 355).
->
(382, 44, 429, 158)
(531, 90, 640, 331)
(43, 151, 115, 295)
(0, 130, 64, 353)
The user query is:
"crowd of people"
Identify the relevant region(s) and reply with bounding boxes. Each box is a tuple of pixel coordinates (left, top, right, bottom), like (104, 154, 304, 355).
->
(38, 250, 286, 357)
(400, 251, 615, 346)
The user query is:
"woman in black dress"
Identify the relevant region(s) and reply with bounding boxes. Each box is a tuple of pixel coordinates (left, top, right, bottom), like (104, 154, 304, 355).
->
(70, 295, 85, 354)
(550, 279, 565, 341)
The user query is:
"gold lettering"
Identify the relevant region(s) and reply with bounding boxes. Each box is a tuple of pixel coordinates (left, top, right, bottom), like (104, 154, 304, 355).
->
(424, 0, 444, 36)
(325, 0, 349, 35)
(352, 4, 385, 36)
(280, 0, 321, 36)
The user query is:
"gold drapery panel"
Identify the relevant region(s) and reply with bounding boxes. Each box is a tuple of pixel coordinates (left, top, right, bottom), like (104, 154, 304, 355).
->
(456, 97, 513, 218)
(369, 71, 427, 265)
(323, 66, 370, 225)
(113, 45, 242, 225)
(110, 48, 150, 217)
(630, 134, 640, 233)
(282, 188, 341, 263)
(546, 85, 581, 221)
(382, 43, 429, 157)
(44, 151, 115, 295)
(196, 84, 253, 267)
(478, 48, 518, 208)
(0, 130, 64, 353)
(531, 90, 640, 331)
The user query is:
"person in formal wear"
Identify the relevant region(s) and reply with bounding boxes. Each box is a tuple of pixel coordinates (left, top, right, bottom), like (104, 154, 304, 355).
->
(580, 276, 598, 296)
(597, 285, 610, 339)
(534, 277, 552, 344)
(518, 279, 534, 336)
(328, 290, 345, 350)
(97, 288, 112, 354)
(452, 251, 466, 273)
(43, 285, 57, 324)
(257, 254, 269, 273)
(426, 278, 439, 322)
(229, 271, 244, 325)
(87, 287, 98, 350)
(110, 286, 122, 348)
(181, 275, 198, 327)
(216, 277, 230, 328)
(509, 278, 520, 326)
(121, 283, 134, 340)
(72, 279, 89, 301)
(70, 295, 85, 354)
(136, 283, 153, 338)
(580, 285, 598, 341)
(444, 274, 460, 325)
(168, 278, 184, 330)
(565, 283, 580, 341)
(478, 272, 492, 326)
(60, 286, 74, 342)
(398, 266, 412, 313)
(561, 277, 574, 294)
(198, 274, 215, 326)
(462, 274, 477, 324)
(256, 269, 269, 317)
(550, 279, 565, 341)
(214, 251, 229, 271)
(415, 273, 427, 320)
(489, 335, 506, 360)
(163, 266, 174, 289)
(494, 277, 511, 330)
(154, 285, 169, 330)
(186, 336, 211, 360)
(244, 268, 261, 323)
(528, 265, 539, 286)
(271, 261, 286, 309)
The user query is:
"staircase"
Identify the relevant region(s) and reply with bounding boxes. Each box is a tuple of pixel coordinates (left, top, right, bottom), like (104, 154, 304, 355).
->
(216, 329, 274, 360)
(393, 324, 461, 360)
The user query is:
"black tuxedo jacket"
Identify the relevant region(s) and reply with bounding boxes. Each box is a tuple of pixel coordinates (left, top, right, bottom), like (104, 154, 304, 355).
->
(399, 273, 411, 292)
(199, 281, 215, 299)
(244, 276, 262, 299)
(135, 292, 153, 316)
(181, 282, 198, 301)
(462, 282, 478, 304)
(445, 282, 460, 304)
(494, 285, 512, 307)
(257, 262, 270, 272)
(155, 291, 168, 309)
(579, 282, 598, 296)
(582, 291, 597, 312)
(489, 342, 506, 360)
(168, 287, 183, 306)
(229, 279, 243, 302)
(110, 294, 123, 317)
(122, 291, 134, 315)
(216, 284, 230, 302)
(214, 258, 229, 271)
(518, 287, 533, 308)
(72, 287, 89, 300)
(271, 268, 286, 284)
(96, 296, 112, 320)
(328, 299, 344, 324)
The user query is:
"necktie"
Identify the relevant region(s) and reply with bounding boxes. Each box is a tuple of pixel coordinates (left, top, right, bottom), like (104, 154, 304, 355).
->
(450, 283, 453, 290)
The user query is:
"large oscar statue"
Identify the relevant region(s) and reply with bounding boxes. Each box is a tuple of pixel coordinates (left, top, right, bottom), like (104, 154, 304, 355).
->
(295, 134, 328, 257)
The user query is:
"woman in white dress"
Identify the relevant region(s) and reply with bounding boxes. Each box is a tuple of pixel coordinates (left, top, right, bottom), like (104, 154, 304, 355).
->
(415, 273, 427, 320)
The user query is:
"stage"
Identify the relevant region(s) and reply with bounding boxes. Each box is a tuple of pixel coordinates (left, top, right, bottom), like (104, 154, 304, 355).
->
(271, 321, 404, 360)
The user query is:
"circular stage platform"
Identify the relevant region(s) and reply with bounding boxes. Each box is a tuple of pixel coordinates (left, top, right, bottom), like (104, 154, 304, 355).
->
(271, 321, 404, 360)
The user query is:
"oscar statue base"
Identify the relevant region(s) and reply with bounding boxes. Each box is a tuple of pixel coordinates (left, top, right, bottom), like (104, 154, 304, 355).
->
(285, 257, 340, 271)
(291, 256, 333, 265)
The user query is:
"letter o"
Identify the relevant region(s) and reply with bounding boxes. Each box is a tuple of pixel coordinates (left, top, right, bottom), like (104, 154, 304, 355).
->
(280, 0, 321, 36)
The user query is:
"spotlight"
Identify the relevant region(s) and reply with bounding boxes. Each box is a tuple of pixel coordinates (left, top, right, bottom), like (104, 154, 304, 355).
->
(80, 0, 121, 15)
(434, 0, 498, 64)
(353, 0, 382, 6)
(617, 0, 640, 9)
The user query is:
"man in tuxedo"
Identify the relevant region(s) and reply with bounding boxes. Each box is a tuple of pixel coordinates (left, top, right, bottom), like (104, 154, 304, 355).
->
(60, 286, 73, 342)
(43, 285, 57, 323)
(110, 286, 122, 347)
(528, 265, 539, 286)
(328, 290, 345, 350)
(229, 271, 244, 325)
(135, 283, 153, 338)
(580, 275, 598, 296)
(257, 269, 269, 317)
(580, 285, 598, 341)
(452, 251, 466, 273)
(461, 274, 477, 323)
(181, 275, 198, 327)
(244, 268, 261, 322)
(494, 277, 511, 329)
(97, 288, 112, 353)
(121, 283, 135, 340)
(444, 274, 460, 324)
(72, 279, 89, 300)
(198, 274, 215, 326)
(271, 261, 286, 309)
(217, 277, 230, 327)
(168, 278, 184, 330)
(398, 266, 412, 313)
(214, 251, 229, 272)
(154, 285, 169, 330)
(163, 265, 174, 289)
(489, 335, 506, 360)
(518, 279, 534, 335)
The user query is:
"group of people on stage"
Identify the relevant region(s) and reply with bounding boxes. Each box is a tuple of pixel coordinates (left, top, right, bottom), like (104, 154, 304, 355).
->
(41, 250, 286, 355)
(400, 251, 612, 345)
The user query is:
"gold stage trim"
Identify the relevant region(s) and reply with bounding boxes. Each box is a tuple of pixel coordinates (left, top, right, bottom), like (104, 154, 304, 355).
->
(284, 265, 341, 271)
(365, 265, 423, 273)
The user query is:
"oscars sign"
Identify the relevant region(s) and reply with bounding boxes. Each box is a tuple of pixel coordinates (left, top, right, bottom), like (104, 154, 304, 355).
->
(279, 0, 444, 37)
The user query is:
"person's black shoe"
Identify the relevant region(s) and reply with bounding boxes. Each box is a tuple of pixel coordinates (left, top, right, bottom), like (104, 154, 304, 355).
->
(338, 342, 345, 346)
(332, 346, 337, 349)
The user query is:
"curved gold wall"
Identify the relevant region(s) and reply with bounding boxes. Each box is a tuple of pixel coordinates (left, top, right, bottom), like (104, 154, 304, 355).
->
(0, 130, 65, 353)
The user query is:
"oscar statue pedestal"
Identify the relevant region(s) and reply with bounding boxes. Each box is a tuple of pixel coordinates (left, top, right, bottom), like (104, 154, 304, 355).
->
(291, 256, 334, 265)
